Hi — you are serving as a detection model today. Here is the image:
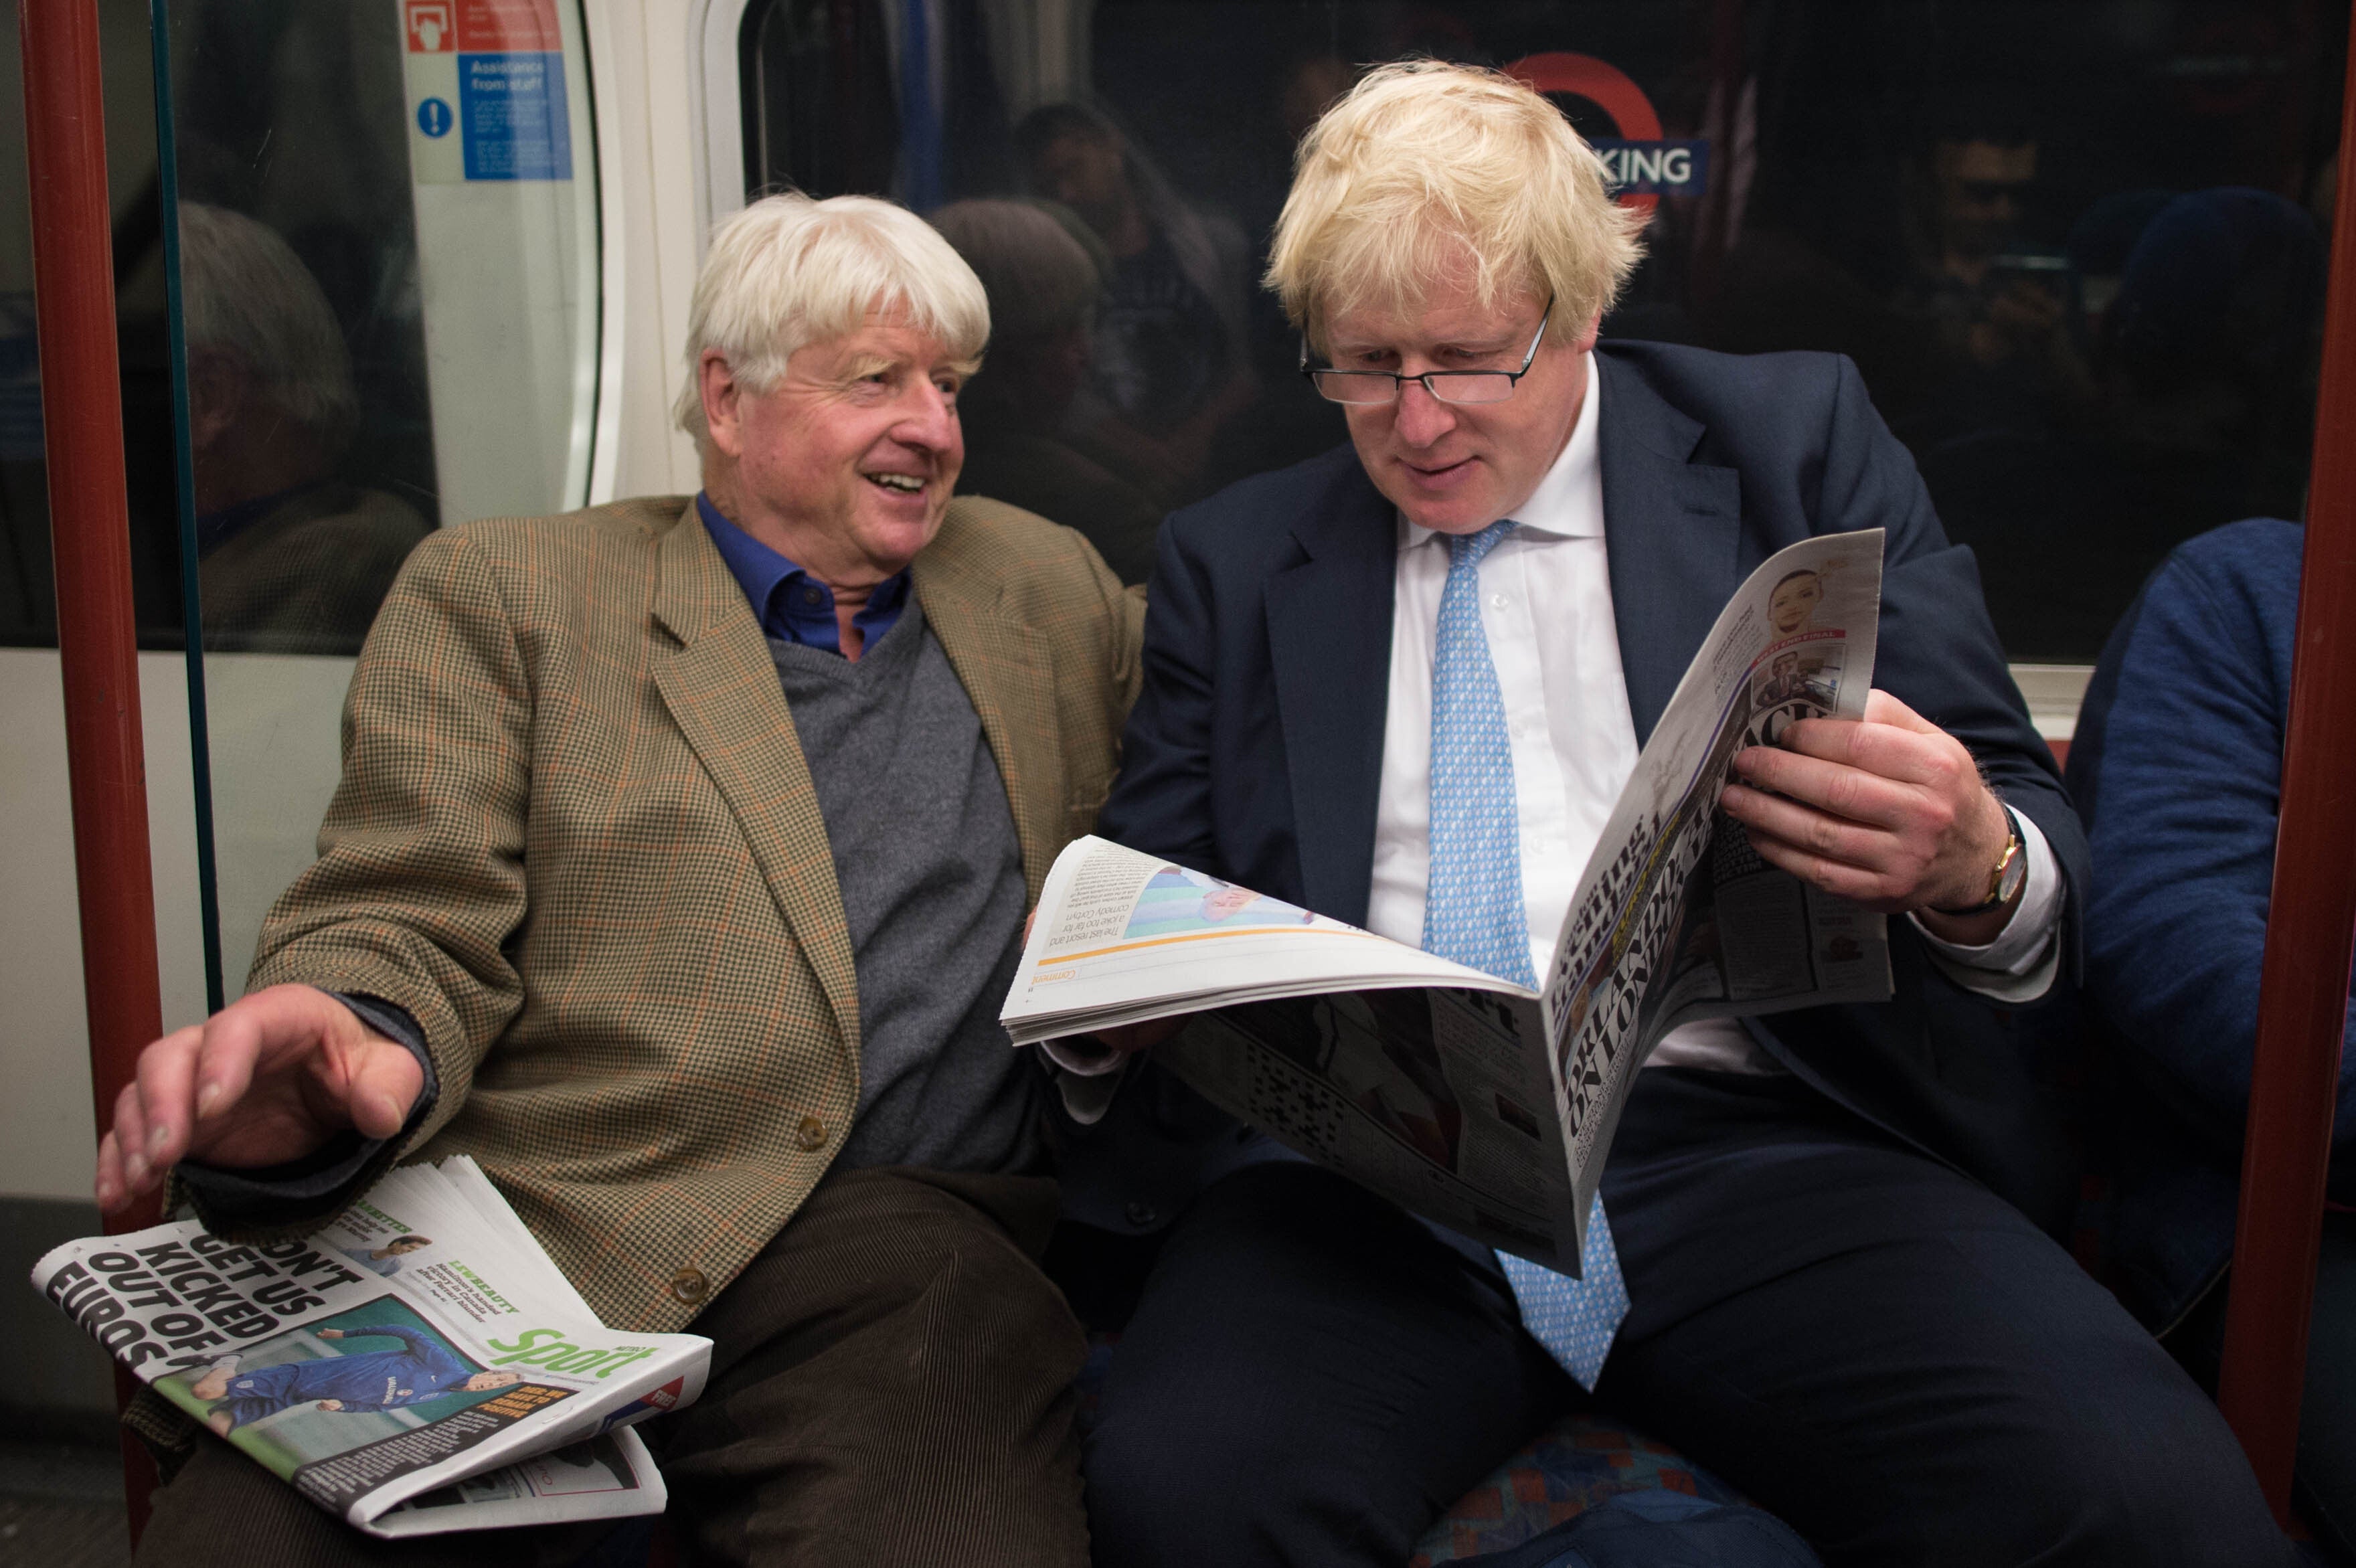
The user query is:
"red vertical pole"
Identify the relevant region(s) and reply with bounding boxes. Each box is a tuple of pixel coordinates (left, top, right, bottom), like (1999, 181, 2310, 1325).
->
(21, 0, 167, 1539)
(2214, 5, 2356, 1522)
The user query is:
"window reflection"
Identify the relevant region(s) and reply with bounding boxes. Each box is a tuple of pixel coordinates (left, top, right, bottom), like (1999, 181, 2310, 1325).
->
(742, 0, 2342, 663)
(169, 0, 443, 576)
(182, 204, 434, 656)
(1014, 102, 1257, 507)
(932, 199, 1165, 584)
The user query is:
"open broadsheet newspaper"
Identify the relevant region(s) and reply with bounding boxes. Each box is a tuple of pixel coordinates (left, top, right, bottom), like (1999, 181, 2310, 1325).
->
(31, 1156, 710, 1538)
(1005, 531, 1894, 1275)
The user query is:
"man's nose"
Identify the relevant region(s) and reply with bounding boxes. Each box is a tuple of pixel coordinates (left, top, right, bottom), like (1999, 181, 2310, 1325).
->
(1393, 377, 1457, 447)
(896, 381, 960, 452)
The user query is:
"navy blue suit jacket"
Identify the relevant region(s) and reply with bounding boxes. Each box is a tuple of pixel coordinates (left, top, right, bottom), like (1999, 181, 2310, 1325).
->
(1096, 341, 2091, 1235)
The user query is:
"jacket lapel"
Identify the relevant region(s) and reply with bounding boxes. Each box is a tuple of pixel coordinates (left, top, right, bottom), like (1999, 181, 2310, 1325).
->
(913, 519, 1066, 904)
(1595, 351, 1744, 745)
(1266, 462, 1397, 924)
(649, 503, 862, 1053)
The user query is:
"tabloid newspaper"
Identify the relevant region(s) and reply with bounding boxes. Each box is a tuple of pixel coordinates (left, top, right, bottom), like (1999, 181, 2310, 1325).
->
(1003, 530, 1894, 1275)
(29, 1156, 711, 1538)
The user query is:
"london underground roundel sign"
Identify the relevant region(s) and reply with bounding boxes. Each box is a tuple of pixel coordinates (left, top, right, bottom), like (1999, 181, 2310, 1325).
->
(1504, 52, 1708, 217)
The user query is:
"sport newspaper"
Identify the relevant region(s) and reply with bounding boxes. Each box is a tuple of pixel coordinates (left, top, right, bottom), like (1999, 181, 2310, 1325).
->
(30, 1157, 711, 1538)
(1003, 530, 1894, 1274)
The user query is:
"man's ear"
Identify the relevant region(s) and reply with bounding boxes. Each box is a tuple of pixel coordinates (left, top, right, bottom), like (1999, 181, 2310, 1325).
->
(1569, 310, 1604, 357)
(185, 347, 248, 454)
(698, 350, 746, 459)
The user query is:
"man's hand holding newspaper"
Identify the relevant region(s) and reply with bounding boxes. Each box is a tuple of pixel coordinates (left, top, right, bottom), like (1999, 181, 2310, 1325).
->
(1005, 531, 1898, 1279)
(1723, 689, 2025, 944)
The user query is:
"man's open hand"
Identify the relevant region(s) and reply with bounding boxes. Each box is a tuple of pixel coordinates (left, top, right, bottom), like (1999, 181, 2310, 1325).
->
(94, 984, 424, 1215)
(1719, 689, 2015, 940)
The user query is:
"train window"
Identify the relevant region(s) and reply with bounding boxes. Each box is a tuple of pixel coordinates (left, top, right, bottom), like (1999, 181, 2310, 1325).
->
(157, 0, 602, 988)
(735, 0, 2341, 664)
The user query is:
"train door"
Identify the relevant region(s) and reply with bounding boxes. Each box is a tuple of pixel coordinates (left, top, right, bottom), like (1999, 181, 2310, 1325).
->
(163, 0, 606, 991)
(0, 0, 687, 1270)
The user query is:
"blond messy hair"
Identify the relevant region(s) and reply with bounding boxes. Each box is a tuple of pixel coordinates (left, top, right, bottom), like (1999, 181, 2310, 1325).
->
(1265, 60, 1647, 348)
(675, 192, 991, 442)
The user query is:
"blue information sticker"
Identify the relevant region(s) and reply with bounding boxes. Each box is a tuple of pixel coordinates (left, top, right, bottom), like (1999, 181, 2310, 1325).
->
(458, 52, 571, 181)
(416, 98, 454, 139)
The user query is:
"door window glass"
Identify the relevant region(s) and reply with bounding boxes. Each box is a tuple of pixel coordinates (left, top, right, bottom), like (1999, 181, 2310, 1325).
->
(159, 0, 600, 990)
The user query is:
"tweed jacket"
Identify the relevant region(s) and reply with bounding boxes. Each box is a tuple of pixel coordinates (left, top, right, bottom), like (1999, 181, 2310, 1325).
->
(242, 493, 1142, 1334)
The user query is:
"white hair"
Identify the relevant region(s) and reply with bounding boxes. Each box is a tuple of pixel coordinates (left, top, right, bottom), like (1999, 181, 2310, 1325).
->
(176, 203, 360, 450)
(674, 192, 992, 440)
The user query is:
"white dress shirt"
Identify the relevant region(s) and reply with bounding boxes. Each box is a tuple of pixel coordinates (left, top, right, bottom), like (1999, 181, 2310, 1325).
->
(1363, 356, 2062, 1074)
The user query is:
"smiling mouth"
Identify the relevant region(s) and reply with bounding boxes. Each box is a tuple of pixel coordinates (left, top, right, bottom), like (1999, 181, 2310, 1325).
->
(866, 472, 926, 494)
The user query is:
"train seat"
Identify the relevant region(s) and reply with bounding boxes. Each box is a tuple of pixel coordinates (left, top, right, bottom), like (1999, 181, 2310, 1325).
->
(1404, 1415, 1744, 1565)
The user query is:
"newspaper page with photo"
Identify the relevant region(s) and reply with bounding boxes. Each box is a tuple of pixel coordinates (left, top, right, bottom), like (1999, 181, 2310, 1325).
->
(29, 1157, 710, 1538)
(1539, 529, 1891, 1244)
(1003, 530, 1894, 1275)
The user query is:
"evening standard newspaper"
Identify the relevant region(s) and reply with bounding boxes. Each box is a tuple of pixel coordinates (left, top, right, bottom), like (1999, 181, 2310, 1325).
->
(1003, 530, 1894, 1275)
(29, 1156, 710, 1538)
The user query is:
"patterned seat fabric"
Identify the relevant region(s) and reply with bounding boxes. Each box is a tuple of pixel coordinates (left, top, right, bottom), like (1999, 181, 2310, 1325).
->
(1406, 1412, 1746, 1565)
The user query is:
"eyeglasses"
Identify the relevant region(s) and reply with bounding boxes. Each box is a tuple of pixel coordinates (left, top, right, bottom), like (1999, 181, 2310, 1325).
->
(1300, 297, 1554, 406)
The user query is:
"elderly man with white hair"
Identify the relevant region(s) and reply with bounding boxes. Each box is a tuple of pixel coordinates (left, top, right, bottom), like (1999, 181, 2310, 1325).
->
(98, 192, 1139, 1567)
(1070, 60, 2292, 1567)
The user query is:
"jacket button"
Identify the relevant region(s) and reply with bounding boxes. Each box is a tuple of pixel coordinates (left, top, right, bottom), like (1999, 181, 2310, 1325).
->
(795, 1115, 829, 1152)
(1124, 1201, 1159, 1227)
(668, 1267, 708, 1306)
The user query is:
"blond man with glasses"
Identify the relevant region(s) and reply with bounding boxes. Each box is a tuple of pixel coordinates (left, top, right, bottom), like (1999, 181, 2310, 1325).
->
(1060, 60, 2291, 1568)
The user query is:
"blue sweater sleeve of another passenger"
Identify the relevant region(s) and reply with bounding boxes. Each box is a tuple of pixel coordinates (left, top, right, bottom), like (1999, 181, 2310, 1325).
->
(2078, 519, 2356, 1154)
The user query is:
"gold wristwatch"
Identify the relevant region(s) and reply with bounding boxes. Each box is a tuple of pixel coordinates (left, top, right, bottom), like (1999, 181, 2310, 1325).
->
(1932, 806, 2025, 916)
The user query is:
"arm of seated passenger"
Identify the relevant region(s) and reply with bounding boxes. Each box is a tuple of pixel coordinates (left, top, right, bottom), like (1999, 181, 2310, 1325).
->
(1036, 1017, 1195, 1124)
(1038, 1038, 1124, 1127)
(2076, 527, 2356, 1153)
(1905, 810, 2064, 1003)
(100, 531, 533, 1225)
(175, 993, 440, 1232)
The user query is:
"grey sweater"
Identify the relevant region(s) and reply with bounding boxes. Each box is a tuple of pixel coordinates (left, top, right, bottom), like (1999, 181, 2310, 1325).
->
(768, 602, 1041, 1174)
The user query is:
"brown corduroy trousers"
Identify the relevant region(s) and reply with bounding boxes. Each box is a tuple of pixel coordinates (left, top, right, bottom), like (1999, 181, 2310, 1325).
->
(133, 1166, 1090, 1568)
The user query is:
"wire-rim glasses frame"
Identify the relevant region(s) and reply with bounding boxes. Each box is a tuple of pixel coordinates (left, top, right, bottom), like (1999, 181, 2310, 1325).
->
(1298, 295, 1556, 406)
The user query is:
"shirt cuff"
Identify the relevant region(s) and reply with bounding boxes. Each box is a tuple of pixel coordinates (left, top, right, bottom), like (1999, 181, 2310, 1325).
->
(1036, 1034, 1127, 1077)
(1032, 1036, 1130, 1128)
(1906, 809, 2064, 1003)
(174, 992, 439, 1225)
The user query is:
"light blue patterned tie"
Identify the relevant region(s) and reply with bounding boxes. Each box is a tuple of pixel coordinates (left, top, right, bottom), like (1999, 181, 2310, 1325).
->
(1422, 519, 1630, 1391)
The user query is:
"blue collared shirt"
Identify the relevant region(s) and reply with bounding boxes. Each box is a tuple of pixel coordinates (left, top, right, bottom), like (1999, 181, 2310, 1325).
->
(697, 493, 910, 655)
